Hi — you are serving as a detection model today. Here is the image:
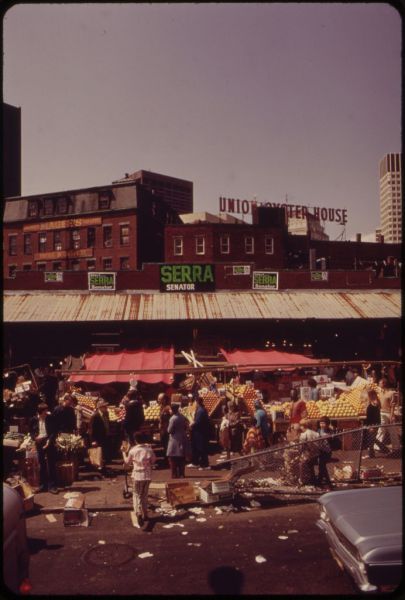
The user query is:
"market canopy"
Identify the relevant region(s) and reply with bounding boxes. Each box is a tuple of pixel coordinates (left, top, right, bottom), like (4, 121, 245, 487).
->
(219, 348, 319, 372)
(68, 348, 174, 385)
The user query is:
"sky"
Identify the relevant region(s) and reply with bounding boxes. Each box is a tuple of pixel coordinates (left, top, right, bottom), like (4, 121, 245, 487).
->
(3, 2, 401, 240)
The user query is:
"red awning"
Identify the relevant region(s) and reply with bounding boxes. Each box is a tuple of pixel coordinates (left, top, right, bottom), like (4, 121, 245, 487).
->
(219, 348, 318, 372)
(68, 348, 174, 385)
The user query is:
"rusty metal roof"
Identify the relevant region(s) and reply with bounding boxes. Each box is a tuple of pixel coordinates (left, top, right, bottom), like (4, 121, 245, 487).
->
(3, 290, 400, 323)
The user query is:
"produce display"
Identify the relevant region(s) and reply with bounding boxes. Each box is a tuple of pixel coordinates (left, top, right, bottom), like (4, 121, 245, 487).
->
(144, 404, 161, 421)
(180, 403, 196, 424)
(226, 383, 260, 415)
(74, 393, 98, 411)
(200, 391, 222, 417)
(107, 406, 120, 422)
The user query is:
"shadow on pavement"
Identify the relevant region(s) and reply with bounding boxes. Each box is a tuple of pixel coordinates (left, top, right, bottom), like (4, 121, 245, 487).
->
(208, 565, 245, 595)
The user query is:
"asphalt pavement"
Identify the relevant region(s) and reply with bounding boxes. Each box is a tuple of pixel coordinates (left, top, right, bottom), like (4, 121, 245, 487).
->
(22, 449, 361, 596)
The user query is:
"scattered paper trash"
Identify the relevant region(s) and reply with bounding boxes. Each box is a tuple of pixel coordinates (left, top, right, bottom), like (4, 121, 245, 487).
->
(218, 525, 224, 529)
(250, 500, 261, 508)
(287, 530, 298, 534)
(45, 514, 57, 523)
(187, 542, 202, 547)
(188, 507, 205, 515)
(181, 531, 188, 535)
(196, 517, 207, 522)
(138, 552, 153, 559)
(163, 524, 175, 529)
(255, 555, 267, 564)
(98, 540, 106, 545)
(278, 535, 288, 540)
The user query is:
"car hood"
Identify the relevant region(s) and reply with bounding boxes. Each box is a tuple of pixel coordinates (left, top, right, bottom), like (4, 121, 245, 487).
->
(318, 486, 402, 563)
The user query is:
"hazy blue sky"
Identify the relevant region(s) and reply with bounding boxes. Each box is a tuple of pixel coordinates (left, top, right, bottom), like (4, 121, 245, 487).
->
(3, 3, 401, 240)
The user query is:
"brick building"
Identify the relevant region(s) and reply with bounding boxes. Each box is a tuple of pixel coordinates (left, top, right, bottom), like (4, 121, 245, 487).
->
(3, 180, 180, 278)
(112, 169, 193, 214)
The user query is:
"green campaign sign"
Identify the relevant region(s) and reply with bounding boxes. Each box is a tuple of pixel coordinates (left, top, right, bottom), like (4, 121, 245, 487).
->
(44, 272, 63, 282)
(252, 271, 278, 290)
(311, 271, 328, 282)
(160, 264, 215, 292)
(88, 272, 116, 291)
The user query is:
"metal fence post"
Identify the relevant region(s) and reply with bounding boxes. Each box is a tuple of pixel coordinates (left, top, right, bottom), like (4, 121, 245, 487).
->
(355, 426, 365, 481)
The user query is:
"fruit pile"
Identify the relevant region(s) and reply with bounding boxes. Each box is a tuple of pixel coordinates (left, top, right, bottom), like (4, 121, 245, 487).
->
(144, 405, 161, 421)
(200, 391, 221, 416)
(74, 393, 97, 411)
(107, 406, 120, 422)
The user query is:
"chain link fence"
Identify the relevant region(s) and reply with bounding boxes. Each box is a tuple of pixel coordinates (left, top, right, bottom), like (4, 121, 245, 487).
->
(223, 424, 402, 498)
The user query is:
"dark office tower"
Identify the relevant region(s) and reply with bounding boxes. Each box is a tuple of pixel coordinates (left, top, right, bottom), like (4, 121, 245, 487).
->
(113, 169, 193, 214)
(3, 103, 22, 198)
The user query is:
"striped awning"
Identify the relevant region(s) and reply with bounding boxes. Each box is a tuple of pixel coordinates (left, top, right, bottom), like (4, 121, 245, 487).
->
(3, 290, 401, 322)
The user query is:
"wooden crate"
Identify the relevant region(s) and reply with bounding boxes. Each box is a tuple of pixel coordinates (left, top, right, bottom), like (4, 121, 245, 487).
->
(56, 461, 77, 487)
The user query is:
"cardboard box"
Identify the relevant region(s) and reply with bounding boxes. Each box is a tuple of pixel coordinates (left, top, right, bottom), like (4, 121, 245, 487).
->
(211, 480, 231, 494)
(165, 482, 198, 507)
(63, 493, 88, 527)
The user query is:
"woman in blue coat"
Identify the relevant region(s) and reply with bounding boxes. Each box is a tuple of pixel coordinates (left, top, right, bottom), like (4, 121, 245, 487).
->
(166, 403, 190, 478)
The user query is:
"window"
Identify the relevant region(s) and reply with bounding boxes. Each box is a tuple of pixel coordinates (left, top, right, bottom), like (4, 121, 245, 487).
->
(245, 236, 254, 254)
(70, 229, 80, 250)
(103, 226, 113, 248)
(120, 256, 130, 270)
(120, 224, 130, 246)
(220, 235, 230, 254)
(264, 235, 274, 255)
(173, 236, 183, 256)
(195, 236, 205, 255)
(23, 264, 32, 271)
(37, 262, 46, 271)
(53, 231, 62, 252)
(38, 233, 47, 253)
(69, 259, 80, 271)
(8, 265, 17, 278)
(23, 234, 32, 255)
(87, 227, 96, 248)
(57, 197, 68, 214)
(43, 198, 54, 216)
(102, 257, 113, 270)
(28, 200, 38, 218)
(9, 235, 17, 256)
(99, 192, 111, 210)
(86, 259, 96, 271)
(52, 262, 63, 271)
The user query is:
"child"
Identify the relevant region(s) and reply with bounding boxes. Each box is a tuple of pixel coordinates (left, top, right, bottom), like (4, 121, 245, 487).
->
(243, 417, 265, 455)
(122, 431, 156, 528)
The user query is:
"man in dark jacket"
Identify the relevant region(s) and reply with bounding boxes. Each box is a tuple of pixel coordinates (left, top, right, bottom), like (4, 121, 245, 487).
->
(123, 389, 145, 445)
(89, 399, 111, 474)
(51, 393, 77, 437)
(190, 396, 210, 469)
(29, 403, 58, 494)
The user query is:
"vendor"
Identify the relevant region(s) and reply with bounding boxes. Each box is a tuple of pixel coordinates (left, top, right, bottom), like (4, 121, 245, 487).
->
(89, 398, 111, 475)
(29, 403, 58, 494)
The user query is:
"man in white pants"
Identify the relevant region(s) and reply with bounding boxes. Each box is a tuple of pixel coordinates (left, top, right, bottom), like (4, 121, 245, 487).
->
(122, 431, 156, 528)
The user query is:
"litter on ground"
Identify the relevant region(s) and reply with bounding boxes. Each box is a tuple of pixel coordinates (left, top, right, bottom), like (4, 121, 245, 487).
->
(255, 555, 267, 563)
(138, 552, 153, 559)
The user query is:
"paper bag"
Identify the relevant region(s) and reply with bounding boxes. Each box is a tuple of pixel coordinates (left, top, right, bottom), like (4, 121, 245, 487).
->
(88, 446, 103, 468)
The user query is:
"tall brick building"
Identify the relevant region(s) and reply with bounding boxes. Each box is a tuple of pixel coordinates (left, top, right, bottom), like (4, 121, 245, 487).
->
(3, 180, 180, 278)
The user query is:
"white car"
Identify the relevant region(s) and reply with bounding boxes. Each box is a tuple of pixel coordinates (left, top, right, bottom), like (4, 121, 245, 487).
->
(317, 485, 402, 593)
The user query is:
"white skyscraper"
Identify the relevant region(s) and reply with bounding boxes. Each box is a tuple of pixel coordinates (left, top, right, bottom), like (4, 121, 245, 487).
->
(379, 153, 402, 243)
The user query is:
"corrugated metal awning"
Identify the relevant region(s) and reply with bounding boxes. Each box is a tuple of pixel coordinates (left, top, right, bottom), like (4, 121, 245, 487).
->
(3, 290, 401, 323)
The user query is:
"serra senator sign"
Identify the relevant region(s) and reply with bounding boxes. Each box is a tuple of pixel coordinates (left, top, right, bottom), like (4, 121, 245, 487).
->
(160, 264, 215, 292)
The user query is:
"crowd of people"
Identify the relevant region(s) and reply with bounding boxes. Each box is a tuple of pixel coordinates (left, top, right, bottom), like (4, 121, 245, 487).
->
(3, 361, 402, 528)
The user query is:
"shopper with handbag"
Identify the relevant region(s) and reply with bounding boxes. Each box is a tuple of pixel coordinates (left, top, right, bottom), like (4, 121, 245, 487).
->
(88, 399, 111, 476)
